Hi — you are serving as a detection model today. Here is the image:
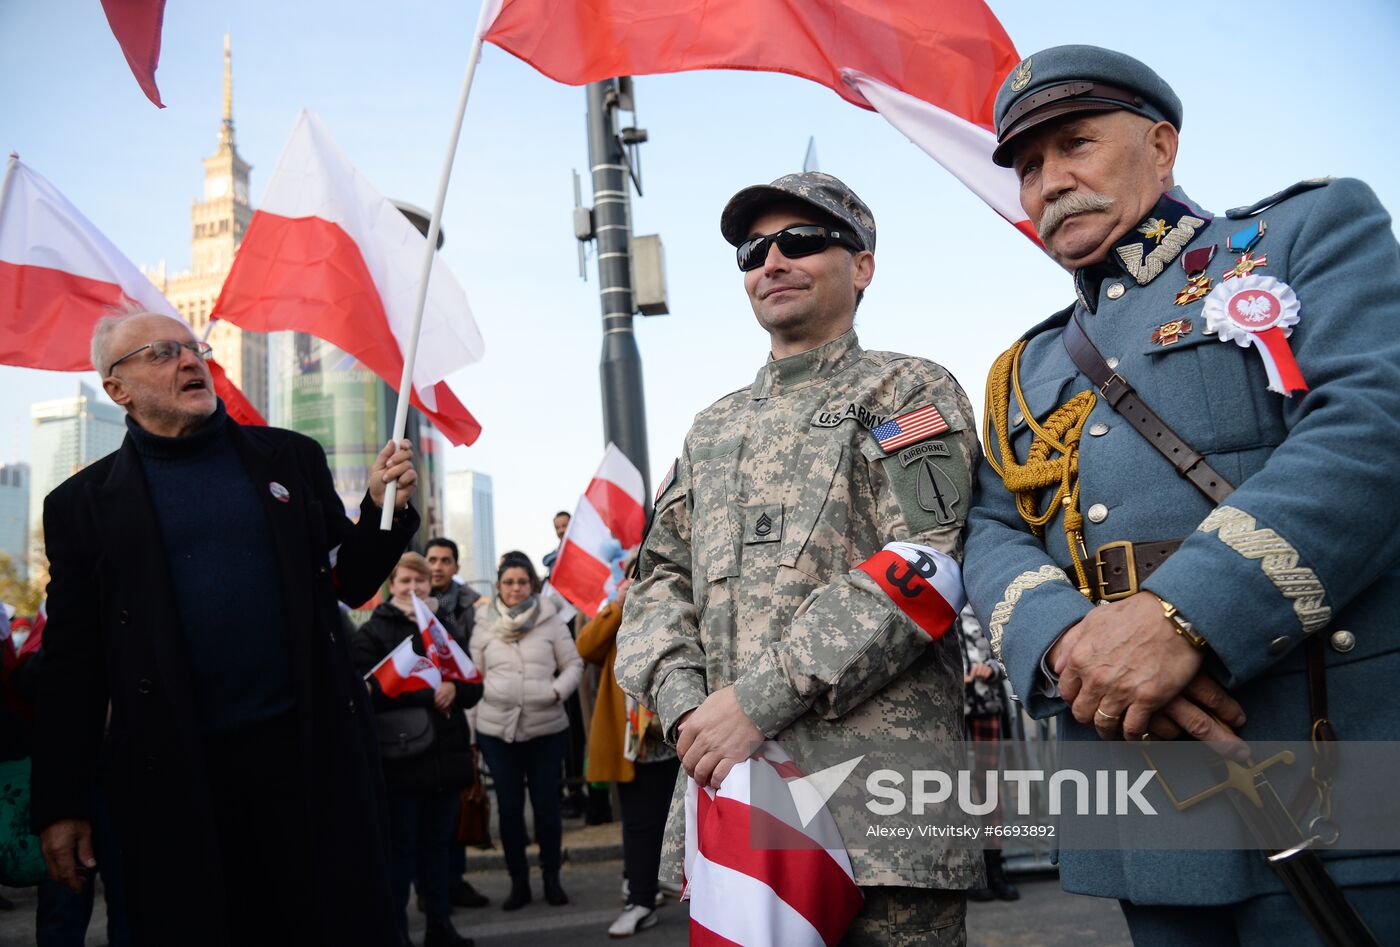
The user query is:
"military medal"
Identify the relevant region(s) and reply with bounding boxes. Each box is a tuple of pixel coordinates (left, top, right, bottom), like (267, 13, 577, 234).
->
(1223, 221, 1267, 281)
(1202, 274, 1307, 395)
(1174, 245, 1217, 305)
(1151, 318, 1193, 346)
(1223, 251, 1268, 281)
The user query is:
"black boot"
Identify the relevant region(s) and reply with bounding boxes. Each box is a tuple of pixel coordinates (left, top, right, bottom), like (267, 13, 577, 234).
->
(986, 850, 1020, 901)
(502, 874, 532, 911)
(424, 916, 475, 947)
(451, 877, 490, 908)
(542, 868, 569, 906)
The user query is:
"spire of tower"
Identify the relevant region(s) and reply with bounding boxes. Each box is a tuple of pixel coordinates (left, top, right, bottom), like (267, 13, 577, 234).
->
(219, 33, 235, 150)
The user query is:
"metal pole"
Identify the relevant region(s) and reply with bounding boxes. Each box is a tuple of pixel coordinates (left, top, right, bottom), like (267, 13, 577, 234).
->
(585, 80, 651, 500)
(379, 0, 494, 528)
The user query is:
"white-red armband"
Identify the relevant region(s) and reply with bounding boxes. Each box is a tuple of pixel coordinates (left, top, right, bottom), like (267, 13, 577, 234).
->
(854, 542, 966, 640)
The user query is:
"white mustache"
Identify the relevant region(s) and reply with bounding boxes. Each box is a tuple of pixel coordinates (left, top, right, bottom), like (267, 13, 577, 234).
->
(1038, 191, 1115, 241)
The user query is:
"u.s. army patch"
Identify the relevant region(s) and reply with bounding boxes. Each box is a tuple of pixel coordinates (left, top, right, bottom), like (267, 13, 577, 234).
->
(811, 402, 888, 430)
(883, 446, 969, 534)
(915, 459, 960, 525)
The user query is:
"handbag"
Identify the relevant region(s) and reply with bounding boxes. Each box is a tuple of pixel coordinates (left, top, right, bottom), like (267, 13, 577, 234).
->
(454, 749, 492, 849)
(0, 757, 49, 887)
(374, 706, 436, 761)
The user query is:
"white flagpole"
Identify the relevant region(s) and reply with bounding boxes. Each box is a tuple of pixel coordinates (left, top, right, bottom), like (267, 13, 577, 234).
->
(380, 1, 498, 529)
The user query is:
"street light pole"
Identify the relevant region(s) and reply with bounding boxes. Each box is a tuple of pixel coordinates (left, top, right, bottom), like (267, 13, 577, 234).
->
(584, 79, 651, 499)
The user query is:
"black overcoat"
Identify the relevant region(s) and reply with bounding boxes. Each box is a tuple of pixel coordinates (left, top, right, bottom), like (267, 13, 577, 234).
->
(31, 418, 418, 945)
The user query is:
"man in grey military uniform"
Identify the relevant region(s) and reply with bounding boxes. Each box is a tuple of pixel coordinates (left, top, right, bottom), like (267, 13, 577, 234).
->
(963, 44, 1400, 944)
(615, 172, 982, 945)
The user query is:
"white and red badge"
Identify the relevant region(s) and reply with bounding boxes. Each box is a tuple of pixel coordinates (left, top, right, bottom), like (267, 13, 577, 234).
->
(1202, 274, 1308, 396)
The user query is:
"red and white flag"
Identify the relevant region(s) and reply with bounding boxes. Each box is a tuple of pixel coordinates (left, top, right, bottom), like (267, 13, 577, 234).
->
(0, 156, 265, 425)
(479, 0, 1031, 241)
(548, 443, 645, 618)
(365, 634, 443, 698)
(212, 110, 485, 445)
(412, 595, 483, 684)
(856, 541, 966, 640)
(684, 743, 863, 947)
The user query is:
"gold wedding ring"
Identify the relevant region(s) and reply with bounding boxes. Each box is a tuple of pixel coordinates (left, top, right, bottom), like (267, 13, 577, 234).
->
(1095, 707, 1121, 722)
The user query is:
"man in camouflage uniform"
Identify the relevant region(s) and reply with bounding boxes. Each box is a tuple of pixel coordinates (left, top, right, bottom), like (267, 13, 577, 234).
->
(615, 172, 982, 945)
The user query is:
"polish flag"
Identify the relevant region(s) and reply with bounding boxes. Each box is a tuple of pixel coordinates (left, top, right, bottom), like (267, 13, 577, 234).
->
(684, 743, 863, 947)
(365, 635, 443, 698)
(479, 0, 1033, 241)
(855, 541, 966, 640)
(412, 595, 483, 684)
(212, 110, 485, 446)
(548, 444, 646, 618)
(99, 0, 167, 108)
(0, 156, 266, 426)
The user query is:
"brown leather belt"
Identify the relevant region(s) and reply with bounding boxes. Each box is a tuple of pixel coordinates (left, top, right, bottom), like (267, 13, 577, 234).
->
(1092, 539, 1184, 601)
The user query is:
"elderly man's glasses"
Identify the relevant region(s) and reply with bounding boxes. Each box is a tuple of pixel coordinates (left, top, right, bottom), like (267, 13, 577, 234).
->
(736, 225, 862, 272)
(108, 339, 213, 372)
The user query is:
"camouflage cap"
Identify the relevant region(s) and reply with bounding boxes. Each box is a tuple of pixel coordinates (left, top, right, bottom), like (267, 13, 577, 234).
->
(992, 44, 1183, 167)
(720, 172, 876, 252)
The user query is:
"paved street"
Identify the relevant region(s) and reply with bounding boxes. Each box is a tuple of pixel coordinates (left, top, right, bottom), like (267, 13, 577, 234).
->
(1, 860, 1129, 945)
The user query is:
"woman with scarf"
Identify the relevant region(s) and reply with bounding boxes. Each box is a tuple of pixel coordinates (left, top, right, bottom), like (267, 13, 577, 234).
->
(469, 555, 582, 911)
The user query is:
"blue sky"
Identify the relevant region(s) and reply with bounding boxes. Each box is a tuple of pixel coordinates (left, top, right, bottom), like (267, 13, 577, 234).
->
(3, 0, 1398, 567)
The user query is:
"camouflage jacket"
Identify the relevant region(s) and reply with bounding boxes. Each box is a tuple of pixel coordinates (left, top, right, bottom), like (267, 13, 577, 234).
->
(615, 329, 982, 888)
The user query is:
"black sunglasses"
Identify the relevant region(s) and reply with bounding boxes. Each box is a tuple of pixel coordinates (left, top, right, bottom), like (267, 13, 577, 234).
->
(736, 225, 862, 272)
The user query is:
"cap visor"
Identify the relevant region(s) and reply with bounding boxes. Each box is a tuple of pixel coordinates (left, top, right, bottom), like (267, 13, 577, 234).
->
(992, 100, 1124, 167)
(720, 185, 840, 247)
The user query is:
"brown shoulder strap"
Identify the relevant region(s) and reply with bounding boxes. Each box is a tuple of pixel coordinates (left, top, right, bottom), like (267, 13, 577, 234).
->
(1062, 312, 1235, 505)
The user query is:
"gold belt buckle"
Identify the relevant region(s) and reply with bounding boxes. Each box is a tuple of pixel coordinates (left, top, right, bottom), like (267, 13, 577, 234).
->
(1094, 540, 1138, 602)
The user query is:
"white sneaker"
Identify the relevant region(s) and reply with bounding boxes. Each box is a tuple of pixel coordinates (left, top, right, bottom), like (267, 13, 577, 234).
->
(609, 904, 659, 938)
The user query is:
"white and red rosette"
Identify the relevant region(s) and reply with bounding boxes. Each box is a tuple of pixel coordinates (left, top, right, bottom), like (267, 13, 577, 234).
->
(1202, 274, 1308, 395)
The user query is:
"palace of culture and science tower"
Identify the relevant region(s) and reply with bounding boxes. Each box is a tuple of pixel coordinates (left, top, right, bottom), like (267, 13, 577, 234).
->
(143, 35, 268, 418)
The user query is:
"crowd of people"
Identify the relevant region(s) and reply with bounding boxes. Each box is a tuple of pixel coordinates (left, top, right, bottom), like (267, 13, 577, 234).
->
(0, 498, 704, 945)
(3, 38, 1398, 947)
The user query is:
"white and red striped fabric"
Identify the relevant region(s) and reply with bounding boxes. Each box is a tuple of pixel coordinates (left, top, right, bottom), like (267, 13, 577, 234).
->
(856, 541, 966, 640)
(548, 444, 646, 618)
(479, 0, 1032, 242)
(685, 743, 863, 947)
(365, 634, 443, 698)
(0, 156, 265, 426)
(412, 594, 483, 683)
(211, 110, 485, 445)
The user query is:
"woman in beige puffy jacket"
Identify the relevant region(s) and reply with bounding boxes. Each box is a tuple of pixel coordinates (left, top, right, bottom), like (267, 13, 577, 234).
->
(469, 555, 582, 911)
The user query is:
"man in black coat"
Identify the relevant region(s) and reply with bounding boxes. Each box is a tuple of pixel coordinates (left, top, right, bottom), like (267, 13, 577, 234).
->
(32, 310, 420, 946)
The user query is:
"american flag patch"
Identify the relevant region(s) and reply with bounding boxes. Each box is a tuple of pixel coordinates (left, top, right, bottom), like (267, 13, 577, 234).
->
(872, 404, 949, 452)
